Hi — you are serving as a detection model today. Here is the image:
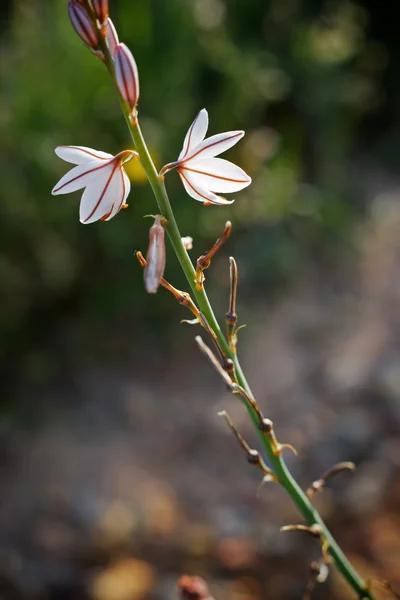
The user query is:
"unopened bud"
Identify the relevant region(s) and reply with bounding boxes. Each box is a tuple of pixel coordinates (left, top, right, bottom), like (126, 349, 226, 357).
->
(105, 17, 119, 56)
(114, 43, 140, 109)
(68, 0, 99, 50)
(92, 0, 108, 24)
(144, 216, 166, 294)
(182, 236, 193, 251)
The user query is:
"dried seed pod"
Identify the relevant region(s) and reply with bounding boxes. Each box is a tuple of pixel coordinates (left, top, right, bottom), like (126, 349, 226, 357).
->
(144, 216, 166, 294)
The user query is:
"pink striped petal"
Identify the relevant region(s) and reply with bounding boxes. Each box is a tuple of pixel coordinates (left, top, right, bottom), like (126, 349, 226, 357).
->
(178, 170, 234, 205)
(79, 161, 122, 223)
(114, 43, 140, 109)
(105, 17, 119, 56)
(178, 109, 209, 161)
(52, 160, 110, 195)
(55, 146, 113, 165)
(184, 130, 244, 161)
(183, 158, 251, 193)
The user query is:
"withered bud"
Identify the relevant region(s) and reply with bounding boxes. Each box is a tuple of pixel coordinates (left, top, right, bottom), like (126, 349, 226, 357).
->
(247, 449, 260, 465)
(144, 215, 166, 294)
(114, 43, 140, 110)
(259, 418, 273, 433)
(68, 1, 99, 50)
(92, 0, 108, 24)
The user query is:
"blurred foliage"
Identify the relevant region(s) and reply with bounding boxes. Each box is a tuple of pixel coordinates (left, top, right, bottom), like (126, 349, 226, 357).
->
(0, 0, 393, 393)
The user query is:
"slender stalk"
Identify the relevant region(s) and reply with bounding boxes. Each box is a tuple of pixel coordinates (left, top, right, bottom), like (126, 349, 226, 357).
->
(128, 120, 374, 600)
(95, 27, 375, 600)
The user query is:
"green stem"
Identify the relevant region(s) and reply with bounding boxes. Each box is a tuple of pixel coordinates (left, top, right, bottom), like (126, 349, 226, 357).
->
(128, 118, 374, 600)
(95, 26, 375, 600)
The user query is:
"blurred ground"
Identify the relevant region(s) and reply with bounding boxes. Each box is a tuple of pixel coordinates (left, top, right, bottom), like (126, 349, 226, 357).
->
(2, 1, 400, 599)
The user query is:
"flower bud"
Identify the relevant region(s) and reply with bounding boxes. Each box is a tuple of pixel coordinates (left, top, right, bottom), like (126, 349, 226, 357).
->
(181, 236, 193, 251)
(144, 216, 166, 294)
(92, 0, 108, 24)
(68, 0, 99, 50)
(114, 43, 140, 109)
(105, 17, 119, 56)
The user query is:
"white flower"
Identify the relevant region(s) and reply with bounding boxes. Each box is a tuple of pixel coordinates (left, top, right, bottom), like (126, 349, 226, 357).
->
(52, 146, 136, 224)
(160, 108, 251, 205)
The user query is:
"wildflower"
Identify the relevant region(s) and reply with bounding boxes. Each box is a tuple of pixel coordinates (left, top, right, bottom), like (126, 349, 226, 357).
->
(144, 216, 166, 294)
(114, 43, 140, 110)
(68, 0, 99, 50)
(160, 109, 251, 205)
(105, 17, 119, 56)
(52, 146, 136, 223)
(92, 0, 108, 24)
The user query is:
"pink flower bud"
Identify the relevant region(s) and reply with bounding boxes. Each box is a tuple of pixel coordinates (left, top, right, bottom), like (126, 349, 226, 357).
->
(144, 216, 166, 294)
(92, 0, 108, 24)
(105, 17, 119, 56)
(114, 43, 140, 109)
(68, 0, 98, 50)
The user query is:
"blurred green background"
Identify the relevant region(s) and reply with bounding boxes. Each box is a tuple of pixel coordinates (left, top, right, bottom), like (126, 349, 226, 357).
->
(1, 1, 400, 599)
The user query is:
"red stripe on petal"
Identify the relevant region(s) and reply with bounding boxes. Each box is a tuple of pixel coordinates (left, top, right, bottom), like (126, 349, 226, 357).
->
(84, 161, 119, 222)
(183, 165, 249, 184)
(52, 162, 109, 194)
(185, 132, 243, 162)
(178, 170, 213, 203)
(60, 146, 109, 161)
(181, 115, 197, 160)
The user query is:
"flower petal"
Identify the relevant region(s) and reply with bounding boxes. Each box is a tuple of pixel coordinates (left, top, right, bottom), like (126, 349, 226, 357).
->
(52, 160, 109, 195)
(102, 166, 131, 221)
(179, 170, 235, 205)
(182, 158, 251, 193)
(79, 161, 121, 223)
(184, 130, 244, 161)
(178, 109, 209, 160)
(122, 169, 131, 203)
(55, 146, 113, 165)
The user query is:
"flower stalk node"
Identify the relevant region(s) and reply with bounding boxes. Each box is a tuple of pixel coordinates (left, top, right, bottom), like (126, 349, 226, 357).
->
(247, 449, 261, 465)
(195, 337, 233, 389)
(226, 256, 238, 347)
(306, 461, 356, 499)
(195, 221, 232, 290)
(219, 411, 277, 481)
(198, 312, 232, 369)
(196, 221, 232, 291)
(258, 419, 297, 456)
(136, 252, 200, 318)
